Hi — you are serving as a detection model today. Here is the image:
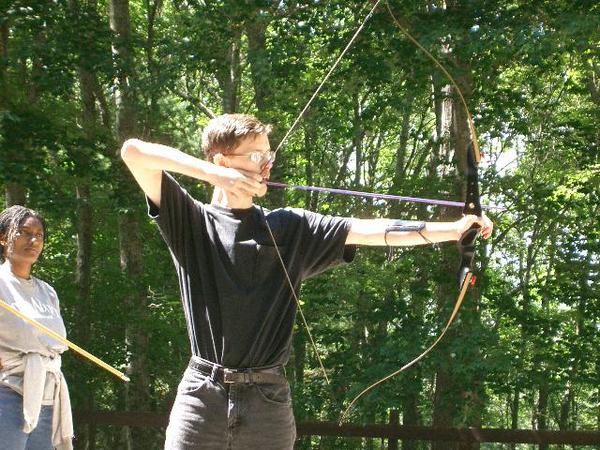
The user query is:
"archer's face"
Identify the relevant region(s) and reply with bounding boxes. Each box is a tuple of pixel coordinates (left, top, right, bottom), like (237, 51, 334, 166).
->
(225, 134, 274, 179)
(2, 217, 45, 268)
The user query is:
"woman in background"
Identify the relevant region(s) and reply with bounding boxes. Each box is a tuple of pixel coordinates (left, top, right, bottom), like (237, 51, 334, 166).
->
(0, 205, 73, 450)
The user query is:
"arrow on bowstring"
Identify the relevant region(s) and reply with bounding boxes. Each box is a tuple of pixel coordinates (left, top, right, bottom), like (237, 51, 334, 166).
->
(266, 181, 504, 211)
(0, 297, 130, 382)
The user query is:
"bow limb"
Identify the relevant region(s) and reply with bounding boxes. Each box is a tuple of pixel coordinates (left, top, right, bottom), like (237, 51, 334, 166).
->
(384, 2, 481, 159)
(339, 272, 473, 424)
(339, 2, 485, 422)
(0, 297, 130, 382)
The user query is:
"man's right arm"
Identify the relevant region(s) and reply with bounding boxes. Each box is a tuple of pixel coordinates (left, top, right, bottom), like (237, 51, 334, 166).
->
(120, 139, 265, 207)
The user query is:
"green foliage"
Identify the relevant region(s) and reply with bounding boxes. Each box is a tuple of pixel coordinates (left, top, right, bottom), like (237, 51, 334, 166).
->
(1, 0, 599, 448)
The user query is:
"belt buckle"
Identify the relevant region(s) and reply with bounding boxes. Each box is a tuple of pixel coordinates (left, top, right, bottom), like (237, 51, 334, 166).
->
(223, 369, 251, 384)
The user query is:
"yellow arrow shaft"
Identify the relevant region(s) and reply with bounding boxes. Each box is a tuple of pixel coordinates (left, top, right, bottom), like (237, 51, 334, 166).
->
(0, 297, 129, 382)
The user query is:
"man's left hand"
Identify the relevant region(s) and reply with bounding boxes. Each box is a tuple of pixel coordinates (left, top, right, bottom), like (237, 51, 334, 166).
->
(455, 214, 494, 240)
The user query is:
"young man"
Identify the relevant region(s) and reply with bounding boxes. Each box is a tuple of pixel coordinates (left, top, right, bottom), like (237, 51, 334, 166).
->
(120, 113, 493, 450)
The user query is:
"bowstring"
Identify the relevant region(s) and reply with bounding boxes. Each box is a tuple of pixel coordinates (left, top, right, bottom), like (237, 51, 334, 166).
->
(261, 208, 330, 386)
(263, 0, 384, 390)
(274, 0, 384, 154)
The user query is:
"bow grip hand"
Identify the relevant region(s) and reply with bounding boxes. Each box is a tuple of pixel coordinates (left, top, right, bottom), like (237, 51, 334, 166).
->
(457, 223, 481, 287)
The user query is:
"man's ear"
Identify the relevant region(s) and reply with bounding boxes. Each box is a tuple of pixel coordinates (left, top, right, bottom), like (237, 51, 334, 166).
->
(213, 153, 229, 167)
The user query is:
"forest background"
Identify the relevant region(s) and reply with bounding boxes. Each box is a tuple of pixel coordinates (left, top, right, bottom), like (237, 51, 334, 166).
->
(0, 0, 598, 449)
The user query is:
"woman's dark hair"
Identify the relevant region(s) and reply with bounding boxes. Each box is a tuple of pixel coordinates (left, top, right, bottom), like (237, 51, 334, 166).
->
(0, 205, 46, 262)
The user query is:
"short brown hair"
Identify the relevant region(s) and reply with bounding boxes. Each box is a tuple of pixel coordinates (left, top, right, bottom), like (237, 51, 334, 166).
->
(201, 114, 272, 160)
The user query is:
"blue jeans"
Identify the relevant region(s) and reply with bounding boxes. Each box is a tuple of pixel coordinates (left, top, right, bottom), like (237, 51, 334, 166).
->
(165, 366, 296, 449)
(0, 385, 53, 450)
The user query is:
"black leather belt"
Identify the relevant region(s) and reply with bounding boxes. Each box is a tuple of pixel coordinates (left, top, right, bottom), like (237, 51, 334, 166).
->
(188, 357, 287, 385)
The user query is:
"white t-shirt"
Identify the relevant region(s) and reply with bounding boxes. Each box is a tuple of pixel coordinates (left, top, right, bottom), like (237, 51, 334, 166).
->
(0, 263, 73, 449)
(0, 263, 67, 402)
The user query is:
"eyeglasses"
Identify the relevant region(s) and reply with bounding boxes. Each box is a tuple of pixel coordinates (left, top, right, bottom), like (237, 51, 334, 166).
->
(16, 229, 44, 241)
(228, 150, 276, 167)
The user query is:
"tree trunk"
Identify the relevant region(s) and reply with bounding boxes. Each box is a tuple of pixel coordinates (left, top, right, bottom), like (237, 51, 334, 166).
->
(142, 0, 163, 137)
(5, 182, 26, 207)
(352, 90, 365, 188)
(109, 1, 151, 448)
(292, 327, 306, 386)
(455, 63, 483, 450)
(431, 63, 460, 450)
(536, 233, 558, 450)
(110, 0, 137, 139)
(401, 370, 422, 450)
(216, 29, 242, 114)
(391, 88, 415, 195)
(245, 13, 271, 113)
(536, 383, 549, 450)
(68, 1, 106, 447)
(303, 118, 319, 211)
(0, 16, 7, 110)
(510, 386, 520, 450)
(1, 18, 27, 206)
(72, 183, 95, 450)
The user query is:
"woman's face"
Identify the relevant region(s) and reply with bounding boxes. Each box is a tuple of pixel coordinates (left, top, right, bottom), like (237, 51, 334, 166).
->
(1, 216, 45, 267)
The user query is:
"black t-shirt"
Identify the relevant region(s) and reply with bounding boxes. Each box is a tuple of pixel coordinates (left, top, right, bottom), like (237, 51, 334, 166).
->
(148, 172, 355, 368)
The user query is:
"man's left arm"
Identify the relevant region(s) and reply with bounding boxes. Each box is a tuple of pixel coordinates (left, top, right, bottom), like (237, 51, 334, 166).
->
(346, 215, 493, 246)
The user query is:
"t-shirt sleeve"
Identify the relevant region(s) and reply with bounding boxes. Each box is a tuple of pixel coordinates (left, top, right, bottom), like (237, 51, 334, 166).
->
(147, 171, 202, 263)
(45, 283, 60, 311)
(296, 209, 355, 279)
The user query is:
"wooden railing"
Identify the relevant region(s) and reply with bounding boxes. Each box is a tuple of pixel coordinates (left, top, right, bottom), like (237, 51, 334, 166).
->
(74, 410, 600, 447)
